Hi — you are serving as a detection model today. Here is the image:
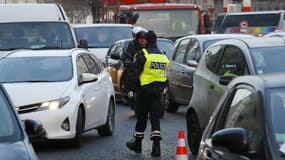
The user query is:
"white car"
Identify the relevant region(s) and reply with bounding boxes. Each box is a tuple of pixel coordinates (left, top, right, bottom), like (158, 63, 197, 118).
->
(73, 23, 133, 61)
(0, 49, 116, 143)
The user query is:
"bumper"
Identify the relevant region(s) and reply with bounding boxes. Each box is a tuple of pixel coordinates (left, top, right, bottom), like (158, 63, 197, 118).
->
(20, 105, 78, 140)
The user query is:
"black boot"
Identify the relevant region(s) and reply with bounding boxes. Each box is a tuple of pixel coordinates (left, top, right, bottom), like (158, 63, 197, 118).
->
(126, 138, 142, 153)
(151, 141, 161, 157)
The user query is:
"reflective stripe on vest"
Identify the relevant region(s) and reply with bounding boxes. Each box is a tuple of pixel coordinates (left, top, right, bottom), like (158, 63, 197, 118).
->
(140, 48, 169, 86)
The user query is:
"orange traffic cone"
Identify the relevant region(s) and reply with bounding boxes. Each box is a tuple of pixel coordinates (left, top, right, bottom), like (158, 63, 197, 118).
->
(176, 130, 188, 160)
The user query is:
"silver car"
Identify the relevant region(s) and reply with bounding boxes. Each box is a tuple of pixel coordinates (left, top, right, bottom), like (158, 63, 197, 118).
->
(165, 34, 253, 113)
(186, 36, 285, 154)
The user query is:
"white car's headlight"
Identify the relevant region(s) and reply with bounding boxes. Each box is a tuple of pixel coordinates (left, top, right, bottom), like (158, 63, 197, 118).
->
(40, 96, 70, 110)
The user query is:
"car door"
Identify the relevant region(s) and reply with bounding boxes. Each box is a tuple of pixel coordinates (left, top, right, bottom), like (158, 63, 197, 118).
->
(166, 38, 191, 104)
(192, 44, 224, 125)
(107, 41, 126, 94)
(182, 38, 201, 103)
(200, 87, 264, 160)
(88, 54, 111, 125)
(77, 54, 105, 129)
(208, 45, 249, 119)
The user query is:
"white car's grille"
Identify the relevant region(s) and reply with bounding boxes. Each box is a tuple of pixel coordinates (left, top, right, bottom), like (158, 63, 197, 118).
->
(17, 103, 41, 114)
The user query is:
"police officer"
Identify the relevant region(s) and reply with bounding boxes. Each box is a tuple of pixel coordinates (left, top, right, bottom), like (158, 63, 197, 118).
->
(121, 27, 147, 64)
(126, 30, 170, 157)
(121, 28, 147, 116)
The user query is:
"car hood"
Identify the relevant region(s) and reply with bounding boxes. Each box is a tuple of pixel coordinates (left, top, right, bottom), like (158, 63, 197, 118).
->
(0, 141, 33, 160)
(3, 82, 72, 107)
(88, 48, 108, 61)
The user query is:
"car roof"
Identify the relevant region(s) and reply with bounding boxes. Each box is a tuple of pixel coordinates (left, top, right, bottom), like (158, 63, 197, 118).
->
(264, 32, 285, 37)
(214, 37, 285, 48)
(113, 37, 173, 44)
(229, 73, 285, 91)
(0, 49, 87, 58)
(176, 34, 254, 42)
(224, 10, 285, 16)
(73, 23, 133, 28)
(120, 3, 198, 10)
(0, 3, 68, 22)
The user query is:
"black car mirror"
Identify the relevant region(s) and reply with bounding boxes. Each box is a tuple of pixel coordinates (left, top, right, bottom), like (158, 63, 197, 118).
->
(219, 75, 236, 85)
(110, 52, 121, 60)
(24, 119, 45, 138)
(78, 39, 88, 49)
(212, 128, 249, 154)
(186, 60, 198, 67)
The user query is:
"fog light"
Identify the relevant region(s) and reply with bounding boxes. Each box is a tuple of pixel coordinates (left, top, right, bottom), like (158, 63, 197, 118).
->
(61, 118, 70, 131)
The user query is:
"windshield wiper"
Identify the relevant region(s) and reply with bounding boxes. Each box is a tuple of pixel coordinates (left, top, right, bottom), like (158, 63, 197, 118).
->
(0, 48, 29, 51)
(22, 80, 53, 82)
(32, 46, 63, 50)
(6, 80, 53, 83)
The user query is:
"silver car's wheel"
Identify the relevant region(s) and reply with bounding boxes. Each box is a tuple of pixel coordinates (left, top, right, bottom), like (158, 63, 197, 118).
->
(97, 100, 115, 136)
(186, 111, 202, 155)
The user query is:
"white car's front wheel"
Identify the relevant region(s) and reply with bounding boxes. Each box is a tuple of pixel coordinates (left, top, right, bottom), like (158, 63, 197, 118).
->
(97, 100, 115, 136)
(72, 106, 85, 147)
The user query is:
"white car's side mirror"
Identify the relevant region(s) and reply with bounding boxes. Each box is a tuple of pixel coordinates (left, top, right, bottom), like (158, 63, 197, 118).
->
(79, 73, 98, 84)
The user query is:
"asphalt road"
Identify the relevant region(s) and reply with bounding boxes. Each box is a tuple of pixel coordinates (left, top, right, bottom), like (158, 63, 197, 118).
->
(34, 103, 196, 160)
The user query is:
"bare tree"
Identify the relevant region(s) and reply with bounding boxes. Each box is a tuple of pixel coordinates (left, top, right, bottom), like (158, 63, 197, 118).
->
(89, 0, 101, 23)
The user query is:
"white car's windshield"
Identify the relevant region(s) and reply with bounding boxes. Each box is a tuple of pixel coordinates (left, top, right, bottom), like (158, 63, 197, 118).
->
(135, 9, 199, 37)
(0, 22, 75, 50)
(74, 26, 132, 48)
(0, 56, 73, 83)
(250, 47, 285, 74)
(0, 90, 21, 142)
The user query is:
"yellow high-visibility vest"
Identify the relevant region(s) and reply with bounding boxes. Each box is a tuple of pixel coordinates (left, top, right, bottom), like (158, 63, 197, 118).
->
(140, 48, 169, 86)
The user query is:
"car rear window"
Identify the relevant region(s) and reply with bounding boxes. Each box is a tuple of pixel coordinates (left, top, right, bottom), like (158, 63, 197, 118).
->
(220, 13, 281, 34)
(250, 46, 285, 74)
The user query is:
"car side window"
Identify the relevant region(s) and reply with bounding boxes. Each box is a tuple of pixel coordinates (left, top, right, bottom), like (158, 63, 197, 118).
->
(205, 45, 223, 74)
(224, 88, 261, 154)
(76, 56, 89, 78)
(173, 38, 190, 64)
(117, 42, 124, 56)
(107, 44, 117, 56)
(217, 45, 249, 76)
(90, 54, 104, 72)
(82, 55, 100, 74)
(186, 39, 200, 61)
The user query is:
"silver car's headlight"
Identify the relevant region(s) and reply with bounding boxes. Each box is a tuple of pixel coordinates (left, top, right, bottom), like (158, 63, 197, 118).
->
(40, 96, 70, 110)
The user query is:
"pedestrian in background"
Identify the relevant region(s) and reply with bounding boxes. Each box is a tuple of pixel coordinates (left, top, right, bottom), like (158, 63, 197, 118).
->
(126, 30, 170, 157)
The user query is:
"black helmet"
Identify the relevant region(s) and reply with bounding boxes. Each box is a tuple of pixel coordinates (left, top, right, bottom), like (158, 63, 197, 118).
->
(145, 30, 157, 44)
(135, 30, 146, 40)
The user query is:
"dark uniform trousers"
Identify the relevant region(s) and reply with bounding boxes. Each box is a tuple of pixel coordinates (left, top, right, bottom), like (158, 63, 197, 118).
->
(135, 83, 164, 140)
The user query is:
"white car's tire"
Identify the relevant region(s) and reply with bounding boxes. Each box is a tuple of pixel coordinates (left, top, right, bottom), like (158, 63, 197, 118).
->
(97, 100, 115, 136)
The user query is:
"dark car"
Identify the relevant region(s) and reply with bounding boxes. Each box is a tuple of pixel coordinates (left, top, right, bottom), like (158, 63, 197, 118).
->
(105, 38, 174, 100)
(0, 84, 44, 160)
(215, 10, 285, 36)
(165, 34, 253, 113)
(187, 36, 285, 154)
(198, 74, 285, 160)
